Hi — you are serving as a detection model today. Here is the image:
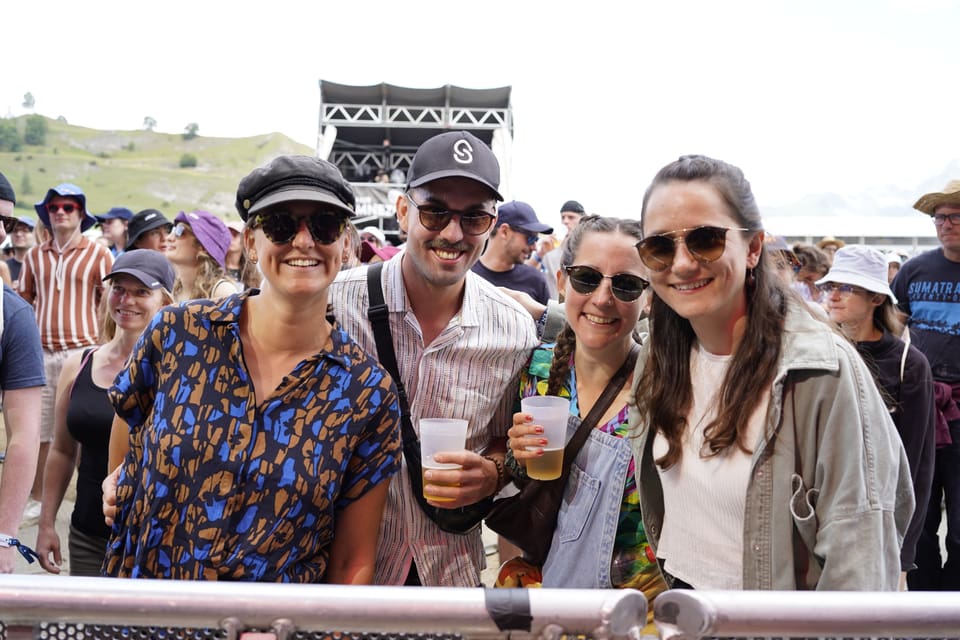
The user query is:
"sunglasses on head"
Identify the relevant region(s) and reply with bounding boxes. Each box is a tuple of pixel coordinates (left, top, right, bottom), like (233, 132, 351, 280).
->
(46, 202, 81, 215)
(635, 225, 750, 271)
(405, 193, 496, 236)
(564, 265, 649, 302)
(250, 210, 345, 245)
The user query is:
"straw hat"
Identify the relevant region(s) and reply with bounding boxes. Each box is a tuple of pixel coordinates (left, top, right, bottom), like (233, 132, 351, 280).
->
(913, 179, 960, 215)
(816, 235, 845, 251)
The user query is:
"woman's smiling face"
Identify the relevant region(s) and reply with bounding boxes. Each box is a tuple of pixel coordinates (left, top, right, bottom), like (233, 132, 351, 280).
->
(642, 180, 762, 346)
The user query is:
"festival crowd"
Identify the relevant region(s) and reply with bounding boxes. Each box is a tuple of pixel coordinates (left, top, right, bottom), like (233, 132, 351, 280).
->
(0, 132, 957, 608)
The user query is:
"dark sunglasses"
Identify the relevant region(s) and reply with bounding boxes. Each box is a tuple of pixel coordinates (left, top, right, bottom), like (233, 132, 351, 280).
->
(172, 223, 192, 238)
(250, 210, 345, 245)
(636, 225, 750, 271)
(817, 282, 869, 297)
(0, 216, 16, 234)
(564, 265, 648, 302)
(46, 202, 81, 215)
(405, 194, 496, 236)
(510, 226, 538, 245)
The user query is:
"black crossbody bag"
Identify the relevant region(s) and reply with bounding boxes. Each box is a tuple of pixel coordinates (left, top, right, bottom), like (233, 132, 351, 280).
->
(366, 263, 492, 534)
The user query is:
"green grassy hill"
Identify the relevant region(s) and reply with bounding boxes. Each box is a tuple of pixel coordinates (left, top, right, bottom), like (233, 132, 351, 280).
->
(1, 115, 314, 222)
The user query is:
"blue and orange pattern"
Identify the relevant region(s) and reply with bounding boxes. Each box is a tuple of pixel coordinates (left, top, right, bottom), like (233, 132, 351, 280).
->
(105, 291, 401, 581)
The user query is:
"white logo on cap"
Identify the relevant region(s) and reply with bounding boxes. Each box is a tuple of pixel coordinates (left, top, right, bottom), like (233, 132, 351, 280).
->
(453, 139, 474, 165)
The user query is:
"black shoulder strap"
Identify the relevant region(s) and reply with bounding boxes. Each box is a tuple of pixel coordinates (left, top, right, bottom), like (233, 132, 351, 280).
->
(562, 343, 640, 468)
(366, 263, 418, 449)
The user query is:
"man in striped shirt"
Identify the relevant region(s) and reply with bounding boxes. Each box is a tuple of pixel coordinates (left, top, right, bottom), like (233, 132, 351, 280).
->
(329, 132, 539, 586)
(18, 183, 113, 519)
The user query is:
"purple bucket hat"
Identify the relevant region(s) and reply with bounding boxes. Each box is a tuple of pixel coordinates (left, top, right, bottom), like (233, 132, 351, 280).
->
(175, 210, 231, 268)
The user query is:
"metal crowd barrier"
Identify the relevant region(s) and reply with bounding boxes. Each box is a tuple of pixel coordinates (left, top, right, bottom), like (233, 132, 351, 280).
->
(0, 575, 648, 640)
(653, 589, 960, 639)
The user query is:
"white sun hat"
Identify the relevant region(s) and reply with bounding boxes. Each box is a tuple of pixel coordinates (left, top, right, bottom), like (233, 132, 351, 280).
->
(816, 245, 897, 304)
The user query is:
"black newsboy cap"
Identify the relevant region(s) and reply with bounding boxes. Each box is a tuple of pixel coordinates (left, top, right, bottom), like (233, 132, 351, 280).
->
(235, 155, 356, 221)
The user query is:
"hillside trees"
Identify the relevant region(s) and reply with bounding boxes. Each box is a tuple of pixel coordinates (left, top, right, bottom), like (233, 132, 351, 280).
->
(22, 92, 35, 110)
(143, 116, 157, 131)
(0, 120, 20, 151)
(24, 115, 48, 145)
(183, 123, 199, 140)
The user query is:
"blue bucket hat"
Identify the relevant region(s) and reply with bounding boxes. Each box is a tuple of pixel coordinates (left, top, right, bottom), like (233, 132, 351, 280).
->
(34, 183, 98, 232)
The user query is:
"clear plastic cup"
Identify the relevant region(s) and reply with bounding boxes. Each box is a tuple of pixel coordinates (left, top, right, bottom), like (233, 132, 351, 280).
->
(520, 395, 570, 480)
(419, 418, 468, 501)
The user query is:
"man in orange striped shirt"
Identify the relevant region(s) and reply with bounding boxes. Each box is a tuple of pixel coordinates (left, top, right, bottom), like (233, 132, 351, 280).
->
(18, 184, 113, 521)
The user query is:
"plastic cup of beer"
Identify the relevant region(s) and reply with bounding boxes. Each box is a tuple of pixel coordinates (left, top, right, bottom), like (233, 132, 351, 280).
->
(521, 395, 570, 480)
(420, 418, 468, 502)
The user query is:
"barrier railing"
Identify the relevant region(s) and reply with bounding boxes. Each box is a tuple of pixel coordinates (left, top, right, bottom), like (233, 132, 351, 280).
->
(652, 589, 960, 639)
(0, 575, 648, 640)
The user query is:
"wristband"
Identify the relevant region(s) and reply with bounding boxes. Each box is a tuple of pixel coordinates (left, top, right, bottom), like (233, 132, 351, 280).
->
(0, 533, 40, 564)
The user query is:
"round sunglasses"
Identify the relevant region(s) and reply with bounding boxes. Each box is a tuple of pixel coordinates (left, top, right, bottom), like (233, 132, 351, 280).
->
(249, 210, 345, 245)
(635, 225, 750, 271)
(564, 265, 648, 302)
(405, 194, 496, 236)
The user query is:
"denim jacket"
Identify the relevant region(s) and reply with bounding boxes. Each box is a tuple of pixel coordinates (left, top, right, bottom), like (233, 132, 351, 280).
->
(630, 299, 914, 590)
(542, 416, 632, 587)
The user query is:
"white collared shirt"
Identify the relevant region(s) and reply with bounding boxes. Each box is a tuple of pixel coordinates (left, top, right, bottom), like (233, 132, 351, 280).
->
(329, 254, 537, 586)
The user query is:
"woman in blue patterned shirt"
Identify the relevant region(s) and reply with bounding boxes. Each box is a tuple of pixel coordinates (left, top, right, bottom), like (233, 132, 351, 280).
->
(103, 156, 402, 583)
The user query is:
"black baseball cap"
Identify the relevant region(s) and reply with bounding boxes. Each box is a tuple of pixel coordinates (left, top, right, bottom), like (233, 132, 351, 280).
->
(126, 209, 173, 250)
(406, 131, 503, 201)
(235, 155, 355, 221)
(104, 249, 176, 292)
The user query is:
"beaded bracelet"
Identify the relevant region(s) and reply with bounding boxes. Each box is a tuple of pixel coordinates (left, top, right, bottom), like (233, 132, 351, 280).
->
(0, 533, 40, 564)
(482, 455, 507, 496)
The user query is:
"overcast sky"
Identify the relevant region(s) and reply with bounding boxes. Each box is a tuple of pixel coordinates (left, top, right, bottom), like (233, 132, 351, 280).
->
(5, 0, 960, 230)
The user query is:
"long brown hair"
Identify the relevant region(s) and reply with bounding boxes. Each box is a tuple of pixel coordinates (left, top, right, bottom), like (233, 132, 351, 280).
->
(545, 215, 644, 395)
(636, 155, 787, 469)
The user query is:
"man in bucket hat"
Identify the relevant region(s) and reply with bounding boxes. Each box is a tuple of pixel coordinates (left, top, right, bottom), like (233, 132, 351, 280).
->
(19, 182, 113, 522)
(892, 179, 960, 590)
(327, 131, 538, 586)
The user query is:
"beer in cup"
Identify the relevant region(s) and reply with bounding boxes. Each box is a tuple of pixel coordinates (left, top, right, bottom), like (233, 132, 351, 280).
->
(521, 395, 570, 480)
(420, 418, 468, 502)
